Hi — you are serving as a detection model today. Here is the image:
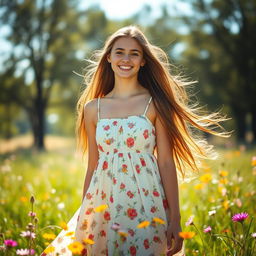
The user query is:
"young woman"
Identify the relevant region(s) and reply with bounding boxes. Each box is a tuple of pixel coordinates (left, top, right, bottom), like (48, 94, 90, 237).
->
(42, 25, 228, 256)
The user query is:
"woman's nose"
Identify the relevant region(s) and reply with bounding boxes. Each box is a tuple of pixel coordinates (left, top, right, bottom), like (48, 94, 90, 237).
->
(122, 54, 130, 61)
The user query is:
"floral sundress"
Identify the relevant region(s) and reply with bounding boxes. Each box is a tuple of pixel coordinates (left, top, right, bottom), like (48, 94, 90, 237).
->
(42, 96, 185, 256)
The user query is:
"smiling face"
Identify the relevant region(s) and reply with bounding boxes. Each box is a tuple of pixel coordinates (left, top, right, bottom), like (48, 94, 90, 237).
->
(107, 37, 145, 80)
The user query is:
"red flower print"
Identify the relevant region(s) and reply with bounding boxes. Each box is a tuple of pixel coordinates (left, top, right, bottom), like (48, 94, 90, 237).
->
(85, 208, 93, 215)
(102, 161, 108, 170)
(81, 248, 88, 256)
(101, 191, 106, 199)
(126, 137, 135, 148)
(113, 121, 118, 126)
(100, 230, 106, 237)
(143, 239, 150, 249)
(86, 193, 92, 200)
(128, 122, 135, 129)
(153, 236, 161, 243)
(127, 208, 138, 220)
(163, 199, 169, 209)
(153, 189, 160, 197)
(152, 129, 156, 136)
(129, 245, 137, 256)
(140, 158, 146, 166)
(96, 189, 99, 195)
(110, 195, 114, 203)
(120, 183, 126, 189)
(128, 229, 135, 237)
(98, 144, 104, 152)
(136, 149, 140, 153)
(114, 240, 119, 248)
(104, 211, 111, 221)
(113, 178, 117, 184)
(120, 236, 127, 242)
(135, 165, 140, 174)
(114, 148, 118, 153)
(88, 234, 94, 240)
(137, 188, 140, 194)
(144, 190, 149, 196)
(127, 191, 134, 198)
(118, 153, 123, 157)
(104, 125, 110, 131)
(143, 129, 149, 139)
(151, 206, 157, 213)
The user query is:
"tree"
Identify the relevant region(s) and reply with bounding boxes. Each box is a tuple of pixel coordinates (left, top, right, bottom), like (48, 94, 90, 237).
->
(0, 0, 82, 150)
(180, 0, 256, 142)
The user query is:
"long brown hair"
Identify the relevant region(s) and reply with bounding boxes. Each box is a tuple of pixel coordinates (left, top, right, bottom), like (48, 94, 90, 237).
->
(76, 25, 230, 179)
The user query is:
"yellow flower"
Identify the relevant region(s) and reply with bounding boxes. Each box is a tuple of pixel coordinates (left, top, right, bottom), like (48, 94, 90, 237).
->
(179, 231, 195, 239)
(219, 178, 228, 185)
(43, 233, 56, 240)
(60, 221, 68, 230)
(222, 200, 229, 210)
(83, 238, 95, 245)
(44, 245, 55, 253)
(152, 217, 165, 225)
(68, 241, 84, 255)
(137, 220, 150, 228)
(94, 204, 108, 212)
(219, 170, 228, 177)
(200, 173, 212, 183)
(65, 231, 74, 236)
(118, 230, 129, 237)
(194, 183, 204, 190)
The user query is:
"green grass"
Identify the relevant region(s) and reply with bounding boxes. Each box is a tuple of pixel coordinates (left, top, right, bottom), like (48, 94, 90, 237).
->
(0, 145, 255, 255)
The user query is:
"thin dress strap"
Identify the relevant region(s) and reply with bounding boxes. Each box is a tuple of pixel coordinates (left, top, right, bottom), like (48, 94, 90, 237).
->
(97, 98, 100, 121)
(143, 96, 152, 116)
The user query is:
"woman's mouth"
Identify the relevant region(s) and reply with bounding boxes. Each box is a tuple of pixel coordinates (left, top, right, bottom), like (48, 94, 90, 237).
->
(118, 65, 133, 71)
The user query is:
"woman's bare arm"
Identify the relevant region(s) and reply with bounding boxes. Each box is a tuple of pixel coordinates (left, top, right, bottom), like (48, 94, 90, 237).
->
(81, 99, 99, 201)
(155, 115, 181, 220)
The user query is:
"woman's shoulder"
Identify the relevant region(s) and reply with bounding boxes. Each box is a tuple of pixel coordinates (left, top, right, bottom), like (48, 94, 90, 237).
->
(83, 98, 99, 124)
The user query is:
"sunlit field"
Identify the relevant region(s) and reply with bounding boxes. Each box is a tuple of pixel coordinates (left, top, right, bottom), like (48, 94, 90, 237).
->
(0, 136, 255, 255)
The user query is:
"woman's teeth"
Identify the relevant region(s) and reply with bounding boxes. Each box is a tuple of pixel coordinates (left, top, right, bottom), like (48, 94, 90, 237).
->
(119, 66, 132, 70)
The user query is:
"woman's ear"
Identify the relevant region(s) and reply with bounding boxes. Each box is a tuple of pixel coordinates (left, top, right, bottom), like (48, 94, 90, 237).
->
(107, 54, 111, 63)
(141, 58, 146, 67)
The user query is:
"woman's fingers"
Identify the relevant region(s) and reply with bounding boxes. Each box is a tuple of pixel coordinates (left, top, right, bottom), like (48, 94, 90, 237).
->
(167, 235, 183, 255)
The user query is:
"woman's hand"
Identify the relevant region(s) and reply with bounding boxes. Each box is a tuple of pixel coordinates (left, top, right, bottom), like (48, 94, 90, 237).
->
(166, 221, 184, 256)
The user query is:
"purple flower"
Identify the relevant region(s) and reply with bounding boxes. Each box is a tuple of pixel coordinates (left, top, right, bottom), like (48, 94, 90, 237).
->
(16, 248, 35, 255)
(4, 239, 18, 247)
(185, 215, 194, 226)
(232, 212, 249, 223)
(203, 226, 212, 233)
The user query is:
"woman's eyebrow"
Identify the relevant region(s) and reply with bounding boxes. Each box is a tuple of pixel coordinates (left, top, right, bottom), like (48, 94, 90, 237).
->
(114, 47, 142, 53)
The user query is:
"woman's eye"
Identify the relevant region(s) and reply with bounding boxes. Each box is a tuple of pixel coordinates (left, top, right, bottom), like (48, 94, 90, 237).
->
(116, 52, 123, 55)
(131, 53, 139, 56)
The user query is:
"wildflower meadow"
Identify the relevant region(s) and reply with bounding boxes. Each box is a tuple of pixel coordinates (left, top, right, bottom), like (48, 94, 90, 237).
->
(0, 146, 255, 255)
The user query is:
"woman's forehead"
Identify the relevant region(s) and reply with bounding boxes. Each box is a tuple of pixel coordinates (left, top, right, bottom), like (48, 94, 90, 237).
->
(112, 37, 142, 51)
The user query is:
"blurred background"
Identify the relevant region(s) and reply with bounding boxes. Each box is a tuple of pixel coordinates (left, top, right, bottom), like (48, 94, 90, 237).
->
(0, 0, 255, 152)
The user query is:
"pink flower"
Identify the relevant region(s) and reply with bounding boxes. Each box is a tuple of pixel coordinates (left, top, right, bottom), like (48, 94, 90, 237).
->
(203, 226, 212, 233)
(232, 212, 249, 223)
(28, 211, 36, 217)
(185, 215, 194, 226)
(20, 231, 36, 239)
(4, 239, 18, 247)
(16, 248, 35, 255)
(251, 232, 256, 238)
